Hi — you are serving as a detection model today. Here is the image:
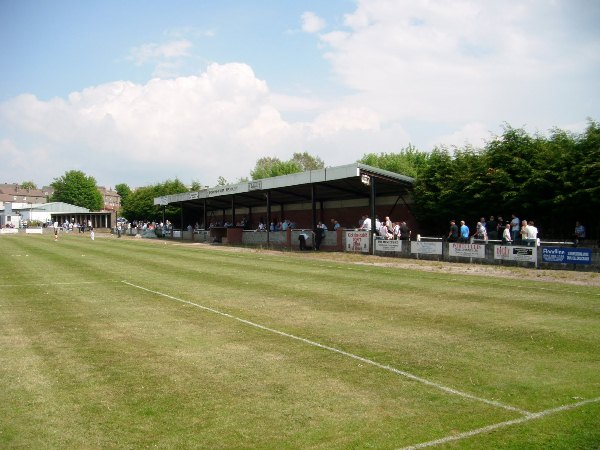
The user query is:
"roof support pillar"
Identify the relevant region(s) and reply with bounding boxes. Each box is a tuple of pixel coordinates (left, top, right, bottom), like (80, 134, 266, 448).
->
(370, 176, 377, 255)
(311, 184, 317, 230)
(231, 195, 236, 226)
(266, 191, 271, 246)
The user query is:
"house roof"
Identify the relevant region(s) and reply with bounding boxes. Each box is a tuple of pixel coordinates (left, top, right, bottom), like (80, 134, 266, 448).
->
(0, 184, 49, 203)
(30, 202, 90, 213)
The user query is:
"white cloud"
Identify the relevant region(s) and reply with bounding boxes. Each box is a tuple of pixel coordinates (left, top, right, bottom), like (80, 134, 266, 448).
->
(2, 1, 597, 188)
(301, 11, 326, 33)
(0, 63, 386, 187)
(127, 39, 192, 66)
(318, 0, 600, 130)
(429, 122, 492, 150)
(309, 107, 380, 137)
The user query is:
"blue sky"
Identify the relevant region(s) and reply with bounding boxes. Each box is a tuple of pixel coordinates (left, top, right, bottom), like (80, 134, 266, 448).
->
(1, 0, 599, 188)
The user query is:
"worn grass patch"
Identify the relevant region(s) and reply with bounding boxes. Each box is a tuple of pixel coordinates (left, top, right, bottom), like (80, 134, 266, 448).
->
(1, 233, 599, 449)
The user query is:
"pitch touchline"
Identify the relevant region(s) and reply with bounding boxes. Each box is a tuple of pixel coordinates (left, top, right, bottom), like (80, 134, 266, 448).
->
(121, 280, 529, 415)
(0, 281, 122, 287)
(398, 396, 600, 449)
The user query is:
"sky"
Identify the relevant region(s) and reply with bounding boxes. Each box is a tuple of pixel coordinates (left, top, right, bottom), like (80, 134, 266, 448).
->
(1, 0, 599, 189)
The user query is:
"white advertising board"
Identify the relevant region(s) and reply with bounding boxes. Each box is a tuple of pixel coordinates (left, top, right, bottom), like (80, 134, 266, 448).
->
(375, 239, 402, 252)
(411, 241, 443, 255)
(494, 245, 537, 263)
(449, 243, 486, 258)
(346, 231, 370, 253)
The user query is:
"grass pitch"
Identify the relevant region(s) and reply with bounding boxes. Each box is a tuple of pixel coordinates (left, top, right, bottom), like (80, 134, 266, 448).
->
(1, 233, 599, 449)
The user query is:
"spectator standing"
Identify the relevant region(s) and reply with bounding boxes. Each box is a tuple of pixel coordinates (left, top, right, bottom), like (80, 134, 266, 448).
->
(473, 222, 488, 242)
(525, 220, 538, 246)
(520, 220, 528, 244)
(447, 220, 459, 242)
(385, 216, 393, 230)
(487, 216, 498, 240)
(314, 221, 327, 250)
(496, 216, 504, 239)
(360, 215, 371, 231)
(502, 223, 512, 244)
(379, 222, 393, 239)
(574, 221, 586, 246)
(358, 215, 366, 229)
(459, 220, 469, 243)
(399, 221, 411, 241)
(510, 214, 520, 243)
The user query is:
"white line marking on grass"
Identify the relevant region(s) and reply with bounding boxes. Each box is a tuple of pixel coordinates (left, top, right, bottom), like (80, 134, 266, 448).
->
(121, 280, 530, 415)
(398, 396, 600, 449)
(0, 281, 122, 287)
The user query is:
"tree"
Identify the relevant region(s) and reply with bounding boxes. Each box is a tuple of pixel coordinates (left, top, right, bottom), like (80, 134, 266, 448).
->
(560, 120, 600, 237)
(121, 178, 188, 223)
(217, 176, 228, 186)
(291, 152, 325, 171)
(51, 170, 103, 211)
(250, 152, 325, 180)
(115, 183, 132, 209)
(250, 157, 302, 180)
(412, 148, 455, 232)
(190, 180, 203, 191)
(20, 181, 37, 190)
(359, 145, 428, 178)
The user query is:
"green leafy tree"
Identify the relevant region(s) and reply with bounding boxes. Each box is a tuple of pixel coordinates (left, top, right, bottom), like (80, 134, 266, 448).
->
(190, 180, 203, 191)
(412, 148, 455, 232)
(251, 157, 302, 180)
(359, 145, 428, 178)
(51, 170, 103, 211)
(115, 183, 132, 209)
(560, 120, 600, 236)
(121, 179, 188, 223)
(291, 152, 325, 171)
(483, 125, 536, 212)
(250, 152, 324, 180)
(20, 181, 37, 190)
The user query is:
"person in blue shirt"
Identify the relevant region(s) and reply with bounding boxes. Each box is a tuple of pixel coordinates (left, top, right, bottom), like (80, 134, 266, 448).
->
(574, 221, 586, 246)
(459, 220, 470, 243)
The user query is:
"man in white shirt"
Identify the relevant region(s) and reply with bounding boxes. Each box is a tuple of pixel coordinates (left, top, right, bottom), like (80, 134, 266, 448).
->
(525, 220, 538, 246)
(360, 216, 371, 231)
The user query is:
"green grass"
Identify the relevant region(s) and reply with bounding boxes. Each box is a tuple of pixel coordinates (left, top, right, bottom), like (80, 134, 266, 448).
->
(1, 233, 599, 449)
